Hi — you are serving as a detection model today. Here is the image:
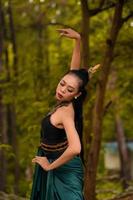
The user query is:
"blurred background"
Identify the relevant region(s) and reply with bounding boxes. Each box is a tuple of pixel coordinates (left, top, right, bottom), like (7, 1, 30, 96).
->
(0, 0, 133, 200)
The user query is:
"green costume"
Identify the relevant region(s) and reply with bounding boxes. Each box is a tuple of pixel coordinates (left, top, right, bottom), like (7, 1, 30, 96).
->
(30, 103, 84, 200)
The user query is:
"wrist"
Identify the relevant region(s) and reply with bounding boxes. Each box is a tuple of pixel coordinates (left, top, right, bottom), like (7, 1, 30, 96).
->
(75, 35, 81, 40)
(47, 163, 52, 171)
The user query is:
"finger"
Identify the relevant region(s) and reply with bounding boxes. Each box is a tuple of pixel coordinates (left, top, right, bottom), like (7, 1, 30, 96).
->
(32, 158, 36, 163)
(33, 157, 40, 162)
(36, 156, 47, 161)
(35, 156, 42, 159)
(59, 32, 68, 36)
(33, 159, 40, 165)
(60, 33, 64, 37)
(56, 29, 64, 32)
(35, 157, 44, 163)
(59, 34, 67, 38)
(56, 28, 68, 32)
(61, 33, 70, 37)
(57, 29, 69, 35)
(57, 29, 66, 34)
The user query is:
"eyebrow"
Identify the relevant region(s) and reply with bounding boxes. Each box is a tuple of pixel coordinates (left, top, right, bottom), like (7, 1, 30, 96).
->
(61, 79, 75, 90)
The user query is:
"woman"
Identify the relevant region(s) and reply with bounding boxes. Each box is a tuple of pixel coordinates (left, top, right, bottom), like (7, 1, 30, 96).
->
(30, 28, 98, 200)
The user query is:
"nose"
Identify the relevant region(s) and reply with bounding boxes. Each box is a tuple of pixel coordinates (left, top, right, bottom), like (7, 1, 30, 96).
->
(61, 86, 66, 94)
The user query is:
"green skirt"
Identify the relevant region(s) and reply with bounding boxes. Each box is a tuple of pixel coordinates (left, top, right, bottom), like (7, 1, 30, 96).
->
(30, 148, 84, 200)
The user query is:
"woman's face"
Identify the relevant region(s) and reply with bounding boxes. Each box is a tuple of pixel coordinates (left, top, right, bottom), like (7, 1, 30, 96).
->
(55, 74, 81, 102)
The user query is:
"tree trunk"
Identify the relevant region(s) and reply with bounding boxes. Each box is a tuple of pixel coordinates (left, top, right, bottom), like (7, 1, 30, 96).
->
(83, 103, 93, 162)
(84, 1, 124, 200)
(8, 0, 18, 76)
(7, 0, 20, 194)
(115, 114, 131, 189)
(33, 14, 50, 100)
(80, 0, 92, 165)
(0, 0, 8, 191)
(80, 0, 90, 68)
(8, 105, 20, 194)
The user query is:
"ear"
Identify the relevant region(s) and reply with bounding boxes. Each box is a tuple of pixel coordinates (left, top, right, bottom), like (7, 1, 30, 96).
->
(75, 92, 82, 98)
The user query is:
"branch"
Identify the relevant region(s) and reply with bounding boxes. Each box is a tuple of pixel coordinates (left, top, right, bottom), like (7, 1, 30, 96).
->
(103, 100, 113, 115)
(89, 3, 116, 17)
(46, 22, 71, 28)
(99, 0, 106, 8)
(80, 0, 89, 17)
(122, 12, 133, 24)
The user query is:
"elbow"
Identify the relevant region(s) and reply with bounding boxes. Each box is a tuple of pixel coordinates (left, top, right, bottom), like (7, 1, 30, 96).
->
(74, 150, 81, 156)
(71, 144, 81, 156)
(76, 145, 81, 155)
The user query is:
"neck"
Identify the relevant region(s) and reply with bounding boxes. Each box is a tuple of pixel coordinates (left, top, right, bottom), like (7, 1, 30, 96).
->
(55, 100, 72, 107)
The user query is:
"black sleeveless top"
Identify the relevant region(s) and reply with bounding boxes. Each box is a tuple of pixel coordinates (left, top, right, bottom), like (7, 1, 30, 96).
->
(40, 114, 67, 145)
(39, 102, 70, 159)
(39, 100, 83, 159)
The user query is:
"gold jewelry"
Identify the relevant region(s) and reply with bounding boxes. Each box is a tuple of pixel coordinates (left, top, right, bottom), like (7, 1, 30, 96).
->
(88, 64, 101, 78)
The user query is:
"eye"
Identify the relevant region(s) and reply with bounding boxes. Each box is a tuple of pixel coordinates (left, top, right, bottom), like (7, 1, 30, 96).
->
(67, 88, 74, 93)
(60, 81, 65, 86)
(67, 89, 73, 93)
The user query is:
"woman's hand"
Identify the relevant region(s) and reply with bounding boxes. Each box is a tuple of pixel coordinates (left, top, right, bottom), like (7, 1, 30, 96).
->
(32, 156, 51, 171)
(57, 28, 81, 40)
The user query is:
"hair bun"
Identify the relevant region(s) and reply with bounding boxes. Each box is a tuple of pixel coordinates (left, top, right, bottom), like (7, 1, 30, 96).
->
(72, 68, 89, 86)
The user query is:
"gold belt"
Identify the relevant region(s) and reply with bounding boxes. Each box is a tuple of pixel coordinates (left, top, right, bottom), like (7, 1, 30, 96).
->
(40, 140, 68, 152)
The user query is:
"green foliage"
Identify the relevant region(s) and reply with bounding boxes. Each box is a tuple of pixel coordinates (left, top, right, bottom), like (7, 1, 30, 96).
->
(0, 144, 15, 159)
(0, 0, 132, 198)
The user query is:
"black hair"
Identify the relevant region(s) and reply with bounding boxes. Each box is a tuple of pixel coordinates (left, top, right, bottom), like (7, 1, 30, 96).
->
(65, 68, 89, 162)
(65, 68, 89, 100)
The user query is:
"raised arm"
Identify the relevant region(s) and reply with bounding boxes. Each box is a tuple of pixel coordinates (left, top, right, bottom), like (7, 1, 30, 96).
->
(70, 35, 81, 70)
(57, 28, 81, 70)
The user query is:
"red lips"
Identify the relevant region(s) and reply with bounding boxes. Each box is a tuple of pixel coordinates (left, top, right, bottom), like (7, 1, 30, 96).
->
(57, 93, 63, 99)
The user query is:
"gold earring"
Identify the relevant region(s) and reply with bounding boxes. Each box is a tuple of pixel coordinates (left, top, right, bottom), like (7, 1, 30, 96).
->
(74, 96, 77, 99)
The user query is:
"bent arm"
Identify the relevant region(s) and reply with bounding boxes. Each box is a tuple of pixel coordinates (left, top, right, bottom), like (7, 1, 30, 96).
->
(48, 108, 81, 170)
(32, 106, 81, 171)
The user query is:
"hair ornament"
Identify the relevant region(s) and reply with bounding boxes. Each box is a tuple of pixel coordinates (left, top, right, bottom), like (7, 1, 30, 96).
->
(88, 64, 101, 78)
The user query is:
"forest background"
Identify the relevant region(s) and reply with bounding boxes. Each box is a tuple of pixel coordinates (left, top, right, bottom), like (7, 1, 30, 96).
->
(0, 0, 133, 200)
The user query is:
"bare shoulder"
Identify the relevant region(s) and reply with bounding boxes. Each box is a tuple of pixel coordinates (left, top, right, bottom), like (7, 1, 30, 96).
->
(58, 102, 74, 118)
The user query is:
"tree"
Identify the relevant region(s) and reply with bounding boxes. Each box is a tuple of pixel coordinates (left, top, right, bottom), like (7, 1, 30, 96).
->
(84, 1, 132, 199)
(0, 0, 8, 192)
